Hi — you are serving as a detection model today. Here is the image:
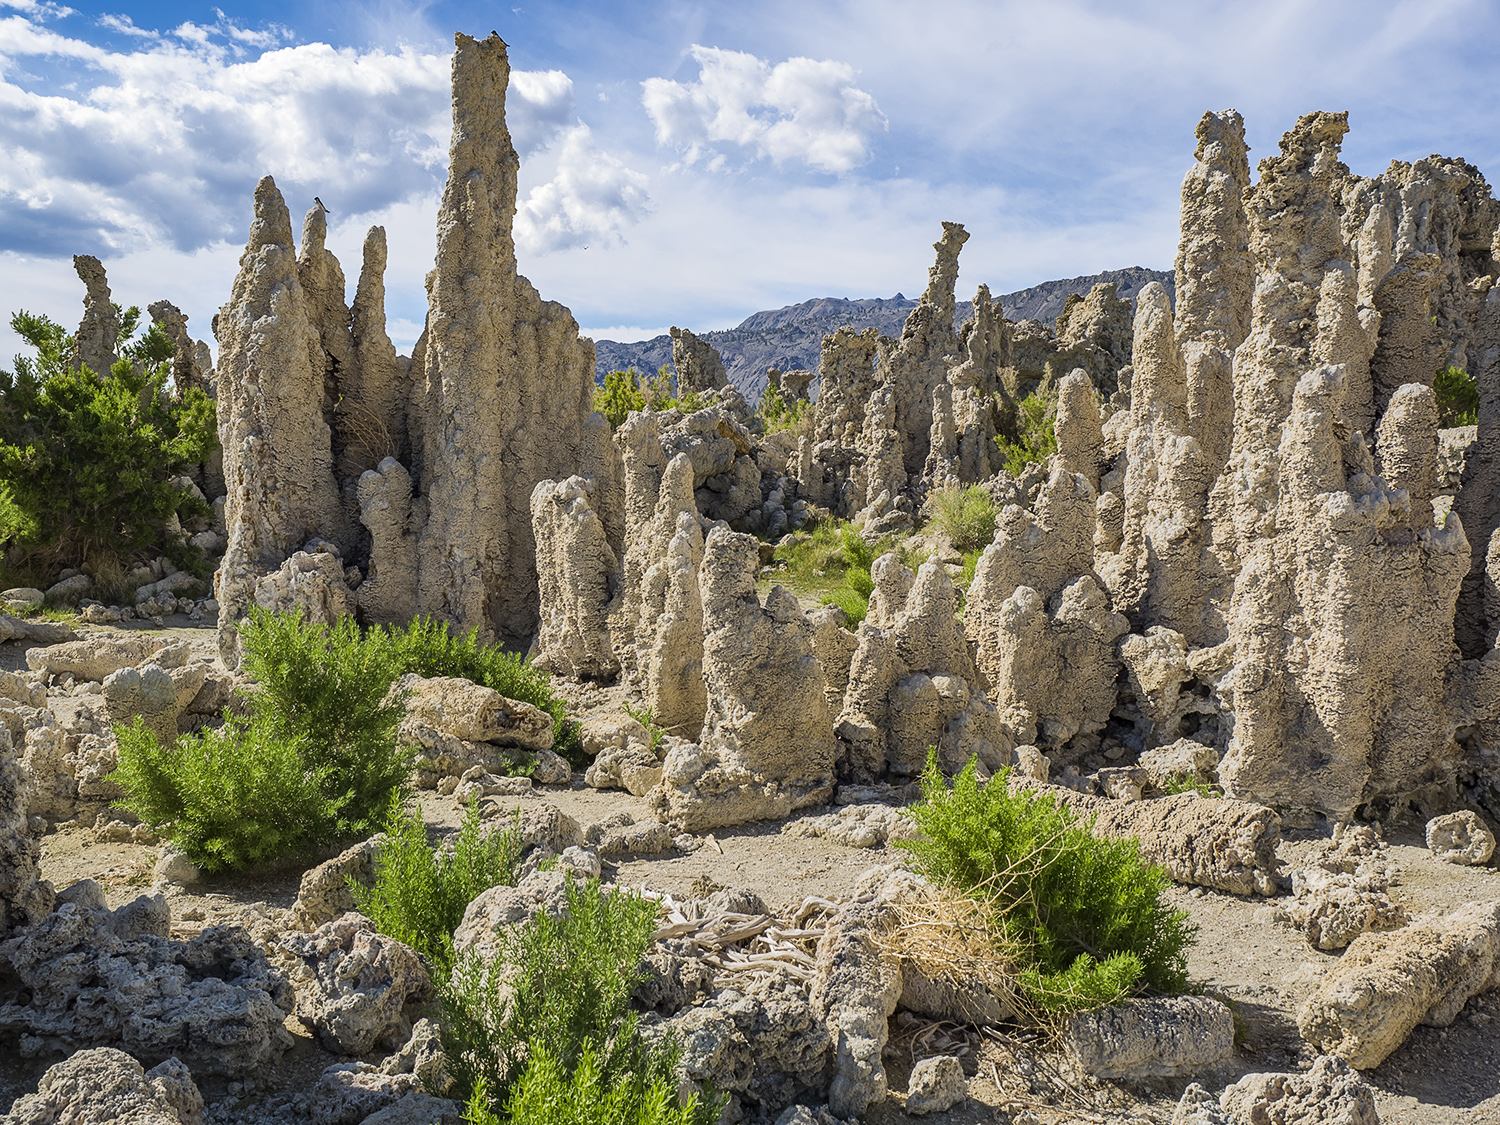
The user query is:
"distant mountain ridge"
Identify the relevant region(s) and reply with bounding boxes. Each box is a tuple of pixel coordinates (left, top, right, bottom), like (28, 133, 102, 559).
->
(592, 266, 1173, 401)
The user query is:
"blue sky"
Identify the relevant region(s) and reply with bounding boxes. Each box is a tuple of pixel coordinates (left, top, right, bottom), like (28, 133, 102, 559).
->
(2, 0, 1498, 364)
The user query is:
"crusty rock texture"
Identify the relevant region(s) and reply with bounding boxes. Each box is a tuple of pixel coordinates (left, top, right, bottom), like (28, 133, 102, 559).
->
(356, 457, 419, 625)
(669, 326, 730, 394)
(70, 254, 120, 380)
(835, 559, 1008, 782)
(1, 725, 53, 938)
(653, 527, 835, 831)
(967, 469, 1125, 751)
(214, 176, 349, 666)
(1297, 899, 1500, 1069)
(2, 1048, 204, 1125)
(414, 33, 607, 646)
(147, 300, 209, 399)
(530, 476, 620, 680)
(1217, 366, 1468, 820)
(1062, 995, 1234, 1079)
(0, 891, 294, 1076)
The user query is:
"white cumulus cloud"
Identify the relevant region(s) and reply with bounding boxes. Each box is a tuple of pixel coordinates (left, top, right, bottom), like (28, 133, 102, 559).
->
(516, 124, 652, 253)
(641, 45, 886, 174)
(0, 11, 596, 257)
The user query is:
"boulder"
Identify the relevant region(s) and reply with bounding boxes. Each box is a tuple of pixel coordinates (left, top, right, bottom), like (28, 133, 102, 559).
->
(394, 673, 553, 749)
(810, 900, 902, 1119)
(291, 836, 382, 931)
(1062, 995, 1234, 1079)
(2, 1048, 203, 1125)
(26, 635, 166, 681)
(904, 1055, 966, 1115)
(103, 664, 179, 747)
(1298, 899, 1500, 1068)
(1425, 810, 1496, 865)
(281, 913, 434, 1056)
(0, 897, 293, 1076)
(1172, 1055, 1379, 1125)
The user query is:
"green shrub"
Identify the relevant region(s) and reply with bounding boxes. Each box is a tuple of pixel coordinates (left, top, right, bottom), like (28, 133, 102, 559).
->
(238, 607, 412, 840)
(442, 877, 718, 1122)
(994, 391, 1057, 477)
(757, 384, 811, 435)
(821, 585, 869, 628)
(385, 615, 581, 766)
(623, 703, 666, 754)
(897, 756, 1196, 1013)
(929, 485, 997, 553)
(111, 718, 332, 873)
(351, 798, 520, 978)
(1435, 365, 1478, 427)
(483, 1038, 706, 1125)
(594, 368, 646, 430)
(0, 309, 217, 572)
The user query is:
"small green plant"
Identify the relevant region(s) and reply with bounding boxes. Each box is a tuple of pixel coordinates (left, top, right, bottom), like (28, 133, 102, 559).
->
(385, 615, 581, 765)
(351, 798, 521, 979)
(0, 308, 217, 572)
(1435, 365, 1478, 427)
(897, 755, 1196, 1014)
(484, 1038, 708, 1125)
(929, 485, 997, 553)
(111, 717, 332, 873)
(623, 702, 666, 753)
(238, 607, 413, 840)
(994, 391, 1058, 477)
(757, 384, 811, 435)
(1162, 773, 1222, 799)
(594, 368, 647, 429)
(442, 877, 720, 1122)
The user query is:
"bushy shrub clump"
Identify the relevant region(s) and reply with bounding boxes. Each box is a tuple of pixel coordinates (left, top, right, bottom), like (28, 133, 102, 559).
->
(238, 608, 413, 840)
(0, 309, 216, 572)
(993, 391, 1057, 477)
(111, 718, 332, 873)
(756, 384, 811, 436)
(351, 798, 520, 978)
(442, 877, 721, 1124)
(898, 756, 1196, 1013)
(929, 484, 997, 553)
(593, 367, 704, 431)
(1435, 365, 1478, 427)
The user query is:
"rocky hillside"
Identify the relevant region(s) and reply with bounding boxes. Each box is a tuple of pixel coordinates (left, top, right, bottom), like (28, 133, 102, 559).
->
(592, 266, 1173, 400)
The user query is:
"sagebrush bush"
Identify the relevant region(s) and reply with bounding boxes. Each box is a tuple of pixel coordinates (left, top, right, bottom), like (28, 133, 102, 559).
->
(1435, 364, 1478, 427)
(385, 615, 580, 765)
(898, 756, 1196, 1013)
(442, 877, 718, 1122)
(593, 366, 704, 431)
(929, 485, 997, 553)
(352, 798, 520, 978)
(0, 309, 216, 572)
(238, 607, 413, 839)
(756, 384, 811, 436)
(469, 1038, 706, 1125)
(994, 391, 1058, 477)
(111, 718, 332, 873)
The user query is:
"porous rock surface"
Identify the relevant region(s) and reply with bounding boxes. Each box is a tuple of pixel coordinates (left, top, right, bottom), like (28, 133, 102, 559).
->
(281, 913, 434, 1056)
(1297, 898, 1500, 1068)
(1, 1047, 204, 1125)
(0, 888, 293, 1076)
(1062, 995, 1234, 1079)
(1172, 1055, 1379, 1125)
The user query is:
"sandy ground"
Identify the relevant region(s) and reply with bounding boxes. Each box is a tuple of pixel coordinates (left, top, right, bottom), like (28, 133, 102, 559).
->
(4, 623, 1500, 1122)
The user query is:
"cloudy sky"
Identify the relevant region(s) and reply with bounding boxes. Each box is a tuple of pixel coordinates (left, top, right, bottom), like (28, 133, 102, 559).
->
(2, 0, 1498, 365)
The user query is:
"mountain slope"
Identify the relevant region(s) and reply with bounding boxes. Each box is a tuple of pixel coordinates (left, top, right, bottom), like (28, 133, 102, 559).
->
(592, 266, 1173, 400)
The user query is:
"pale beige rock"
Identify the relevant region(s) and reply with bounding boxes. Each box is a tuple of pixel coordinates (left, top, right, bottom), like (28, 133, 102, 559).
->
(1138, 738, 1219, 790)
(1053, 282, 1134, 398)
(1174, 109, 1252, 478)
(530, 475, 620, 680)
(652, 527, 835, 831)
(1, 724, 53, 938)
(415, 34, 604, 646)
(2, 1048, 204, 1125)
(292, 836, 382, 931)
(1452, 288, 1500, 656)
(1425, 810, 1496, 865)
(340, 226, 408, 482)
(26, 635, 166, 682)
(395, 673, 552, 747)
(102, 664, 178, 747)
(1217, 1055, 1378, 1125)
(1218, 366, 1468, 820)
(251, 549, 353, 625)
(356, 457, 419, 625)
(669, 325, 730, 394)
(1054, 370, 1105, 489)
(1375, 382, 1440, 521)
(147, 300, 209, 400)
(214, 176, 348, 667)
(811, 900, 903, 1119)
(1297, 899, 1500, 1068)
(904, 1055, 966, 1116)
(1063, 996, 1234, 1079)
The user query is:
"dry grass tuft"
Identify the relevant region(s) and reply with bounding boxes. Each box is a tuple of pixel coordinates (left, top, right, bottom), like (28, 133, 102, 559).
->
(877, 883, 1020, 1026)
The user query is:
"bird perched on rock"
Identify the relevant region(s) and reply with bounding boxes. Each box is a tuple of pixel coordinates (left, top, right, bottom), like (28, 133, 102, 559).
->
(314, 196, 330, 214)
